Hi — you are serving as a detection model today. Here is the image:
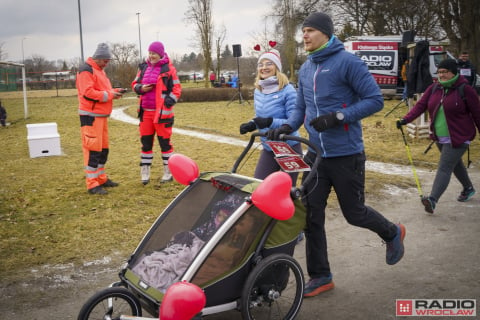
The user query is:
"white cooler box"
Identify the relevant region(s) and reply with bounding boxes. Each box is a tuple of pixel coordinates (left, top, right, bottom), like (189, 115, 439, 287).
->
(26, 122, 62, 158)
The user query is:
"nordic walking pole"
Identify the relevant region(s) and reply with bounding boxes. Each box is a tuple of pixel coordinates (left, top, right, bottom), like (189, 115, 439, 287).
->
(398, 125, 423, 197)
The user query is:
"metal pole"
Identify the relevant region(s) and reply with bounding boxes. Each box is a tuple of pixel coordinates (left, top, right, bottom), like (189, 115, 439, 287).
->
(77, 0, 84, 62)
(136, 12, 142, 61)
(21, 66, 28, 119)
(21, 37, 27, 65)
(236, 57, 241, 103)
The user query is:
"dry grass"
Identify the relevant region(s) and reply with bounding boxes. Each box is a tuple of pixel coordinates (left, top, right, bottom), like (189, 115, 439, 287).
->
(0, 89, 478, 280)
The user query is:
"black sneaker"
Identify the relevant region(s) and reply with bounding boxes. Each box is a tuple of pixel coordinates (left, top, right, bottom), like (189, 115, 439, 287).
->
(457, 187, 475, 202)
(88, 186, 108, 195)
(421, 196, 436, 214)
(386, 224, 406, 265)
(102, 179, 119, 188)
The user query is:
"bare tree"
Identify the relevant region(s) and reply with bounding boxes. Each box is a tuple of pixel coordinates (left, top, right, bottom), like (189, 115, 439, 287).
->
(108, 42, 140, 88)
(214, 24, 226, 86)
(328, 0, 374, 35)
(435, 0, 480, 67)
(329, 0, 442, 38)
(185, 0, 214, 88)
(328, 0, 479, 69)
(268, 0, 326, 82)
(29, 55, 55, 73)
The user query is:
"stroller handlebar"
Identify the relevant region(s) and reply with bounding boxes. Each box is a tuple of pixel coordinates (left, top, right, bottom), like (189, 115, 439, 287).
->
(231, 132, 321, 199)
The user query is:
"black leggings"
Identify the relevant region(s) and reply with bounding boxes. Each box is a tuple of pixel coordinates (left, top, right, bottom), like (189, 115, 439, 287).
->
(254, 143, 303, 186)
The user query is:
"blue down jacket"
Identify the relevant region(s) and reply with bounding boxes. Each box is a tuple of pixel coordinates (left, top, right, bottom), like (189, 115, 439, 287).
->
(287, 36, 383, 158)
(254, 83, 300, 151)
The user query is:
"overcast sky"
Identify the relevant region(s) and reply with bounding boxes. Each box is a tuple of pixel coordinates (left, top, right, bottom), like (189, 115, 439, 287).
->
(0, 0, 273, 63)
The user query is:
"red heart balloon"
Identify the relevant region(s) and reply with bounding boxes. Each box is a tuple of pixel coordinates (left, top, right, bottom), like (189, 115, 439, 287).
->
(251, 171, 294, 220)
(168, 154, 199, 185)
(159, 281, 206, 320)
(268, 41, 277, 48)
(253, 44, 261, 51)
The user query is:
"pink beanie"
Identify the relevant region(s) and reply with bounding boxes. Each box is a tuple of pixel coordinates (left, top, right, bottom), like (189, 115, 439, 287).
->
(148, 41, 165, 56)
(258, 49, 282, 71)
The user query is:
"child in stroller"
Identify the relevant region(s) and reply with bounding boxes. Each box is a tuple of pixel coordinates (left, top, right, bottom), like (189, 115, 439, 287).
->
(131, 194, 244, 293)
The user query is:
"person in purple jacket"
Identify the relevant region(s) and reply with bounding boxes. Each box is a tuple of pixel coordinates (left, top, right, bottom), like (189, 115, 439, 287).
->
(267, 12, 406, 298)
(397, 58, 480, 214)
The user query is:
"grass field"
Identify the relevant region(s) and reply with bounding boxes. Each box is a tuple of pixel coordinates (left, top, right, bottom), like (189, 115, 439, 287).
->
(0, 88, 478, 280)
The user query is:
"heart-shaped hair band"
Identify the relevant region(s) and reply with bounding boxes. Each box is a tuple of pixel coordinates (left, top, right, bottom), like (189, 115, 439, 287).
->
(253, 41, 277, 51)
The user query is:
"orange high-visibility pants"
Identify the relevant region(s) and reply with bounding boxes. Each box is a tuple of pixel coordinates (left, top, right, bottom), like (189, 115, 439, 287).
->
(139, 110, 173, 166)
(80, 115, 109, 190)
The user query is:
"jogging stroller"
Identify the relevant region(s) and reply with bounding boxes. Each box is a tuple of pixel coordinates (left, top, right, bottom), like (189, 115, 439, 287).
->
(77, 133, 321, 320)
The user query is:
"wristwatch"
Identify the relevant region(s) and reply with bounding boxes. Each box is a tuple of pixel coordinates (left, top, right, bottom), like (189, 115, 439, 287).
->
(335, 111, 345, 121)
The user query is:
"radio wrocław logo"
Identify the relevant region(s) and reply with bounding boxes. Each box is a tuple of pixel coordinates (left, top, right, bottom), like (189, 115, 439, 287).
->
(396, 299, 476, 316)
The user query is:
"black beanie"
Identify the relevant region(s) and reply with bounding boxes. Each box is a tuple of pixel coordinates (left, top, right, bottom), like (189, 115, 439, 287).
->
(302, 12, 334, 38)
(437, 59, 458, 75)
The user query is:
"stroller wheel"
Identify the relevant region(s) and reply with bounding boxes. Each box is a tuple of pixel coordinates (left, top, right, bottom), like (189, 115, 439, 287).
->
(240, 253, 304, 320)
(77, 286, 142, 320)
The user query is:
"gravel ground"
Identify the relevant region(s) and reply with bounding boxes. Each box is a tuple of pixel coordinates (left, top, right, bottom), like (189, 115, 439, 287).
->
(2, 109, 479, 319)
(1, 166, 479, 320)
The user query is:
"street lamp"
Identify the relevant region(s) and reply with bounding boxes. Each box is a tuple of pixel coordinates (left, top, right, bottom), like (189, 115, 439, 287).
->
(78, 0, 84, 62)
(136, 12, 142, 61)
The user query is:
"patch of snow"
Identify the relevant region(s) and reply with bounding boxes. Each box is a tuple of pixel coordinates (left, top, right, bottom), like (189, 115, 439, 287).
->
(83, 256, 112, 267)
(111, 107, 424, 177)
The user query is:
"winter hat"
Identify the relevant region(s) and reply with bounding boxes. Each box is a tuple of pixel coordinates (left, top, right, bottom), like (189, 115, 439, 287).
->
(258, 49, 282, 72)
(148, 41, 165, 57)
(92, 43, 112, 59)
(437, 58, 458, 75)
(302, 12, 334, 38)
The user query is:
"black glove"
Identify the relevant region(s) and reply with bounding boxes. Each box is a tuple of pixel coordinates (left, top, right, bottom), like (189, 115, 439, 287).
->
(137, 107, 144, 121)
(396, 118, 407, 129)
(253, 117, 273, 129)
(266, 124, 293, 140)
(309, 113, 341, 132)
(164, 96, 176, 108)
(239, 121, 256, 134)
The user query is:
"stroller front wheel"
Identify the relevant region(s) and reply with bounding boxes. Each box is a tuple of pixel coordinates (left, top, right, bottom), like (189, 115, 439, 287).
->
(77, 286, 142, 320)
(240, 253, 304, 320)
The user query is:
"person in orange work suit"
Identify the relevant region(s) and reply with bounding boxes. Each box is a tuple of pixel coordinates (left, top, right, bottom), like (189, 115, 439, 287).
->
(76, 43, 125, 195)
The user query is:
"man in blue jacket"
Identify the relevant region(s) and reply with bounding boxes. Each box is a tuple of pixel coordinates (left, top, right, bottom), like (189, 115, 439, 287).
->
(267, 12, 406, 298)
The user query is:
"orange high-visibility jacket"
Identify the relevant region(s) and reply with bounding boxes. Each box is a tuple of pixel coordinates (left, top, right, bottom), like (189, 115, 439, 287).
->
(77, 57, 117, 117)
(132, 62, 182, 123)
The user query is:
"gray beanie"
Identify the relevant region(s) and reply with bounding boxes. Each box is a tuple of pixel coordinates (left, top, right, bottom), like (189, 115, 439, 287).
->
(302, 12, 334, 38)
(92, 43, 112, 59)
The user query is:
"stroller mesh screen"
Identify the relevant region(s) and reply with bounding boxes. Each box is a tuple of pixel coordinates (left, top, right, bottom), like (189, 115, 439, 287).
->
(128, 177, 253, 293)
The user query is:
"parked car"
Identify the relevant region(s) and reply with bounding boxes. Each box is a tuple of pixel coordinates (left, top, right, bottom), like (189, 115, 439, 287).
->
(16, 77, 33, 84)
(189, 72, 204, 80)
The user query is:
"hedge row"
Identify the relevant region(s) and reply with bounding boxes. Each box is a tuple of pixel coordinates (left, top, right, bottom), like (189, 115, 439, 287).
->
(179, 87, 254, 102)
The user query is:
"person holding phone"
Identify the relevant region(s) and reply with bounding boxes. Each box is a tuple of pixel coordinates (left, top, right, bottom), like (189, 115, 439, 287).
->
(132, 41, 182, 185)
(77, 43, 125, 195)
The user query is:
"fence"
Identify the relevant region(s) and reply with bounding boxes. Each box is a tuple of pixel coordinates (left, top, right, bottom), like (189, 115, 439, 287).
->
(0, 68, 77, 92)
